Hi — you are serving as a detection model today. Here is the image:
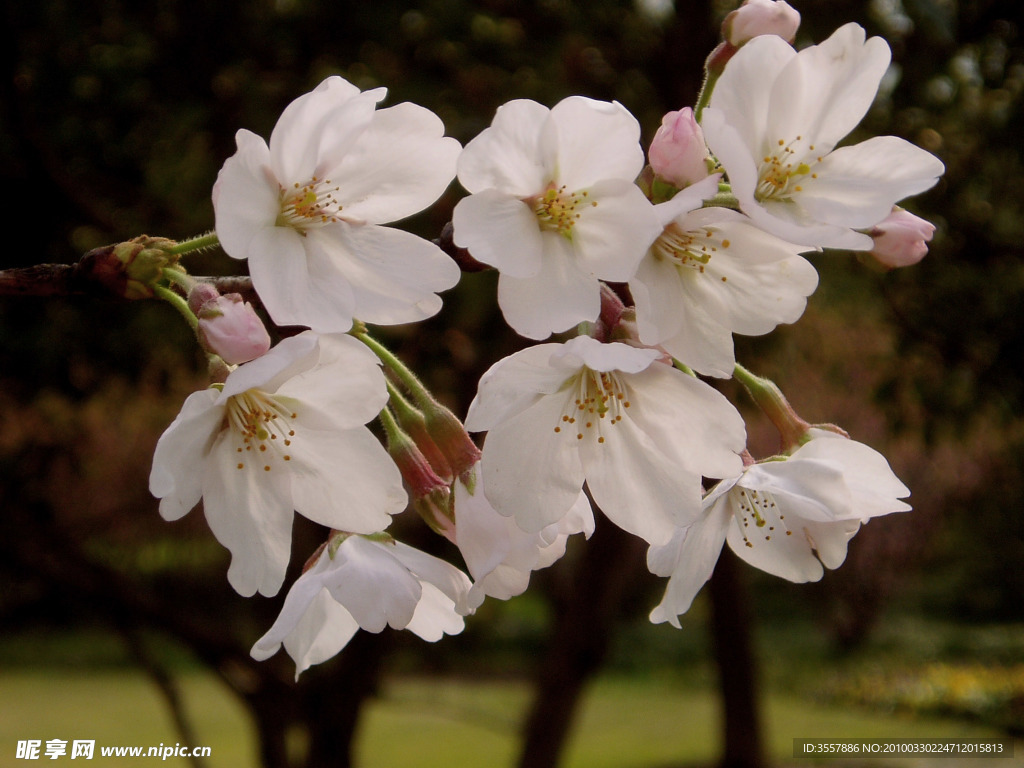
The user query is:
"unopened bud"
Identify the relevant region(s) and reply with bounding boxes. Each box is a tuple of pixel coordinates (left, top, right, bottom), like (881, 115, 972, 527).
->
(386, 424, 457, 541)
(421, 400, 482, 481)
(195, 293, 271, 365)
(868, 207, 935, 269)
(648, 108, 711, 189)
(113, 236, 179, 299)
(723, 0, 800, 46)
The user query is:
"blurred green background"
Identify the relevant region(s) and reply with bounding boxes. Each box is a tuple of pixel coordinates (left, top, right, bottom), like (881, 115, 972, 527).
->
(1, 1, 1022, 766)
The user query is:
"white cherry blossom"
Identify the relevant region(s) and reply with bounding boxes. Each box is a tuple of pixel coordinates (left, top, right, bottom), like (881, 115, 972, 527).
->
(251, 535, 470, 679)
(149, 332, 407, 598)
(214, 76, 461, 333)
(452, 97, 662, 339)
(465, 336, 745, 546)
(701, 23, 944, 250)
(630, 175, 819, 377)
(648, 430, 911, 626)
(453, 464, 594, 612)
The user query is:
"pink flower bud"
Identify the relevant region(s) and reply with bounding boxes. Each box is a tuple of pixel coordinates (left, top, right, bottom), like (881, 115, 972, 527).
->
(868, 208, 936, 269)
(648, 108, 710, 189)
(196, 293, 272, 364)
(723, 0, 800, 46)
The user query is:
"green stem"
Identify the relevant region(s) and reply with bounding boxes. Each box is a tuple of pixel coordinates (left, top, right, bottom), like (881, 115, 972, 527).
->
(672, 358, 696, 377)
(354, 331, 432, 406)
(693, 68, 720, 123)
(733, 363, 810, 448)
(169, 231, 220, 256)
(161, 267, 196, 293)
(154, 285, 198, 331)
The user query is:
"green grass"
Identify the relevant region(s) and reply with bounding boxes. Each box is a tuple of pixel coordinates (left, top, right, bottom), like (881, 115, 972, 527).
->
(3, 669, 1008, 768)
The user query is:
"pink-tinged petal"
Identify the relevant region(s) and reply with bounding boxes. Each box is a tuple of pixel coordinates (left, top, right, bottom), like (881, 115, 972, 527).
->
(269, 77, 383, 183)
(479, 393, 587, 534)
(798, 136, 945, 231)
(627, 364, 746, 480)
(580, 413, 697, 545)
(724, 490, 827, 582)
(547, 97, 646, 189)
(766, 24, 890, 154)
(246, 226, 357, 333)
(287, 423, 406, 534)
(214, 130, 280, 261)
(571, 180, 662, 282)
(496, 236, 600, 339)
(330, 101, 460, 224)
(310, 222, 460, 326)
(707, 34, 796, 154)
(202, 431, 295, 597)
(452, 190, 544, 278)
(406, 582, 466, 640)
(465, 343, 571, 433)
(457, 99, 550, 196)
(150, 389, 222, 521)
(324, 537, 421, 632)
(219, 332, 320, 400)
(647, 500, 732, 626)
(276, 334, 388, 429)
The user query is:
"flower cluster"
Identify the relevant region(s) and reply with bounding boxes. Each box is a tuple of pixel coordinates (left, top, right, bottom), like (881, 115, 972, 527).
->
(147, 3, 939, 678)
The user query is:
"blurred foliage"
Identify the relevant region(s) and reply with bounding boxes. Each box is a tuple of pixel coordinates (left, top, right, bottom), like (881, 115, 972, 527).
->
(1, 0, 1022, 660)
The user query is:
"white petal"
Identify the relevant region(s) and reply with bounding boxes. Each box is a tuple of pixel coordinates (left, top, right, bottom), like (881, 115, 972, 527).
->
(632, 251, 692, 344)
(766, 24, 890, 154)
(479, 393, 587, 534)
(269, 77, 383, 183)
(250, 553, 360, 678)
(457, 99, 551, 196)
(326, 537, 422, 632)
(798, 136, 945, 230)
(202, 431, 295, 597)
(150, 389, 222, 521)
(405, 582, 466, 641)
(464, 343, 574, 433)
(452, 190, 544, 278)
(213, 130, 280, 262)
(310, 222, 460, 326)
(707, 34, 796, 155)
(390, 540, 472, 609)
(548, 96, 645, 189)
(219, 332, 320, 400)
(496, 235, 600, 339)
(287, 423, 406, 534)
(792, 434, 911, 517)
(647, 501, 732, 626)
(551, 336, 660, 374)
(246, 226, 357, 333)
(627, 364, 746, 480)
(330, 101, 460, 224)
(275, 334, 388, 428)
(580, 412, 697, 545)
(571, 180, 661, 282)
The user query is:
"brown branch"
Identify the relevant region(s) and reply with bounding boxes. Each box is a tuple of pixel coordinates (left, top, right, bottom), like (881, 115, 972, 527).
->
(0, 222, 487, 301)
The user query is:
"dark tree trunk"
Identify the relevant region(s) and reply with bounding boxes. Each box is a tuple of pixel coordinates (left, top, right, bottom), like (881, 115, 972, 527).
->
(708, 549, 767, 768)
(516, 520, 646, 768)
